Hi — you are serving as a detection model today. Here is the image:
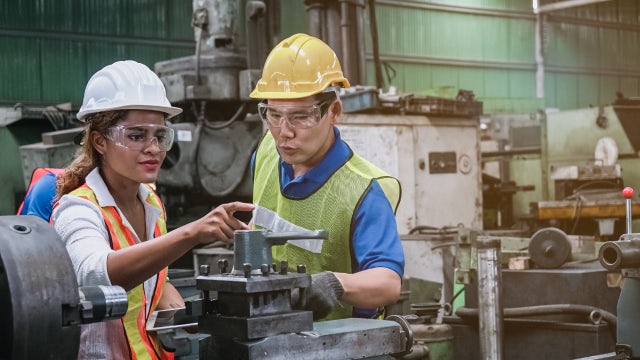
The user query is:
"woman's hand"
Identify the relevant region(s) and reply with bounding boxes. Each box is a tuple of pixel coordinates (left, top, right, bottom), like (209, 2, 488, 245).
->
(192, 202, 254, 245)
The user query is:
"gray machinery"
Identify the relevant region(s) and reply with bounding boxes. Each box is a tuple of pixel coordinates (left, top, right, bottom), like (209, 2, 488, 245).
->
(0, 215, 128, 359)
(153, 0, 272, 226)
(156, 229, 413, 359)
(443, 227, 620, 359)
(597, 187, 640, 359)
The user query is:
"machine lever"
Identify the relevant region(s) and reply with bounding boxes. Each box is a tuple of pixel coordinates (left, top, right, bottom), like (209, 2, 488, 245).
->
(623, 187, 634, 234)
(232, 229, 328, 276)
(265, 230, 328, 245)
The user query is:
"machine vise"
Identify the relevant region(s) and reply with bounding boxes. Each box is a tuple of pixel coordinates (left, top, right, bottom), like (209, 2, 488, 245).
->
(170, 229, 412, 359)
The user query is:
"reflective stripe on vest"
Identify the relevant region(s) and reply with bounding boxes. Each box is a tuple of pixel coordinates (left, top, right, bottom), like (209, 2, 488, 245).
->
(17, 167, 65, 215)
(253, 132, 400, 320)
(70, 184, 172, 360)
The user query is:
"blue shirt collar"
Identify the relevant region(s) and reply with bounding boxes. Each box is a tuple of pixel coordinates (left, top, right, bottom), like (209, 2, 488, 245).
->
(280, 127, 352, 198)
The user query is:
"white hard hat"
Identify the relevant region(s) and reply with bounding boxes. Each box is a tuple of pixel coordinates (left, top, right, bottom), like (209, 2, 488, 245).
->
(77, 60, 182, 122)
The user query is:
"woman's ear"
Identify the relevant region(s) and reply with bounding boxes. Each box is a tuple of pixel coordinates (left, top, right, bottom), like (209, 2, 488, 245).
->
(91, 130, 107, 155)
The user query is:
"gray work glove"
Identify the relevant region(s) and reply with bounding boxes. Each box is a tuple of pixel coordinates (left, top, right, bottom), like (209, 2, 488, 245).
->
(293, 271, 345, 320)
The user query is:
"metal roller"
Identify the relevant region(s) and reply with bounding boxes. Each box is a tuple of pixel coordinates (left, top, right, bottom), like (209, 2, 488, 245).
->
(0, 215, 128, 359)
(529, 227, 571, 269)
(0, 215, 81, 359)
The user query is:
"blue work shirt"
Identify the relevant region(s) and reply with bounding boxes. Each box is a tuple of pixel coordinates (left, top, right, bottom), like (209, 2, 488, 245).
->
(19, 172, 58, 221)
(251, 127, 405, 316)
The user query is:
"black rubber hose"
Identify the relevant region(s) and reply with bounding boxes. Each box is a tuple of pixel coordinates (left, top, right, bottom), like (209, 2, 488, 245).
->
(455, 304, 617, 330)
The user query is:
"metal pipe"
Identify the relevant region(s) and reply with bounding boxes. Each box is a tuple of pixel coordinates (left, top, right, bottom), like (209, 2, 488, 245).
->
(599, 240, 640, 270)
(325, 1, 342, 56)
(534, 12, 544, 98)
(477, 236, 503, 360)
(245, 1, 266, 70)
(305, 0, 325, 38)
(534, 0, 611, 14)
(339, 0, 352, 83)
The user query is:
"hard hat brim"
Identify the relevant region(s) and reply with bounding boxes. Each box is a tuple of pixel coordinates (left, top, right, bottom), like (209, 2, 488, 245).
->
(77, 104, 183, 122)
(249, 89, 326, 100)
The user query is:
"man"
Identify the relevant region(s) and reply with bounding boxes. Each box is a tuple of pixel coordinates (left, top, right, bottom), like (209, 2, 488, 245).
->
(250, 33, 405, 320)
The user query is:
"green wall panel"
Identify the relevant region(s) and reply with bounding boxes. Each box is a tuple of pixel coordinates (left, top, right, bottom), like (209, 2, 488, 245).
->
(507, 18, 534, 62)
(577, 75, 600, 107)
(458, 68, 485, 96)
(508, 71, 535, 98)
(482, 17, 509, 61)
(1, 0, 640, 112)
(599, 75, 620, 104)
(40, 40, 87, 103)
(0, 0, 194, 106)
(0, 37, 43, 103)
(552, 73, 579, 109)
(482, 69, 509, 98)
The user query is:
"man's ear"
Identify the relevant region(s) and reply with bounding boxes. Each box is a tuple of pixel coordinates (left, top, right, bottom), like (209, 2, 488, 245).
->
(329, 100, 342, 125)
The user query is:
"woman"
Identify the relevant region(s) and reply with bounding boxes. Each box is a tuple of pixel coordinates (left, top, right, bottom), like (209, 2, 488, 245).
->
(51, 60, 254, 359)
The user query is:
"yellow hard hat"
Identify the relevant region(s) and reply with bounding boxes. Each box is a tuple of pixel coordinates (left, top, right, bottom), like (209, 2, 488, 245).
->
(250, 33, 350, 99)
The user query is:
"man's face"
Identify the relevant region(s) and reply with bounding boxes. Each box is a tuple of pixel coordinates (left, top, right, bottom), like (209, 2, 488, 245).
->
(264, 95, 339, 177)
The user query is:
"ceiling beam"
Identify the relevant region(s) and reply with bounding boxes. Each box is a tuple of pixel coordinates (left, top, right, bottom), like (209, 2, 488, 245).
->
(534, 0, 612, 14)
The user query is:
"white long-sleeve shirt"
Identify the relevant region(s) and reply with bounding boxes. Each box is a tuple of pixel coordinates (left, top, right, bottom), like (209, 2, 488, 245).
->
(52, 168, 163, 359)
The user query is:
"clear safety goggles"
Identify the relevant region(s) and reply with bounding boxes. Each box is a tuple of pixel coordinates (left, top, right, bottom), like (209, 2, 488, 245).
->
(257, 95, 334, 129)
(105, 124, 175, 151)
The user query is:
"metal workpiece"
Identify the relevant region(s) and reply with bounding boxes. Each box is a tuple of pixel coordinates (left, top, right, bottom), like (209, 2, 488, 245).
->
(197, 271, 310, 293)
(528, 227, 572, 269)
(210, 318, 409, 360)
(476, 236, 504, 360)
(231, 229, 327, 276)
(200, 309, 314, 341)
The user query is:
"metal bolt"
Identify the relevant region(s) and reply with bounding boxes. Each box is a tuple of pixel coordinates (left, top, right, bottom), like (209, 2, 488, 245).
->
(260, 264, 269, 276)
(296, 264, 307, 274)
(280, 261, 289, 275)
(243, 263, 252, 278)
(199, 264, 210, 276)
(217, 259, 228, 273)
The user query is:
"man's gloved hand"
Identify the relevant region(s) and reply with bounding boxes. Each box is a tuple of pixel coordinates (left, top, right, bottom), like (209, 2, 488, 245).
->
(293, 271, 345, 320)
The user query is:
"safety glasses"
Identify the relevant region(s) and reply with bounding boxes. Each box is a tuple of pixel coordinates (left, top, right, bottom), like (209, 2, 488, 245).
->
(105, 124, 174, 151)
(257, 93, 335, 129)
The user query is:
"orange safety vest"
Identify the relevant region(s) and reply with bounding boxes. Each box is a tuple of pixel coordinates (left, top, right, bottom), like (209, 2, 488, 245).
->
(68, 183, 174, 360)
(17, 167, 65, 215)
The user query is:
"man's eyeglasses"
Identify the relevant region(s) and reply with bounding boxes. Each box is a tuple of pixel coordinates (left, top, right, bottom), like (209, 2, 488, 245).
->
(257, 94, 334, 129)
(105, 124, 175, 151)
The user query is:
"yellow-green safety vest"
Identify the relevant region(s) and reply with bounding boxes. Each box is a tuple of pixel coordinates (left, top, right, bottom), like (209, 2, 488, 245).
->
(253, 132, 400, 320)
